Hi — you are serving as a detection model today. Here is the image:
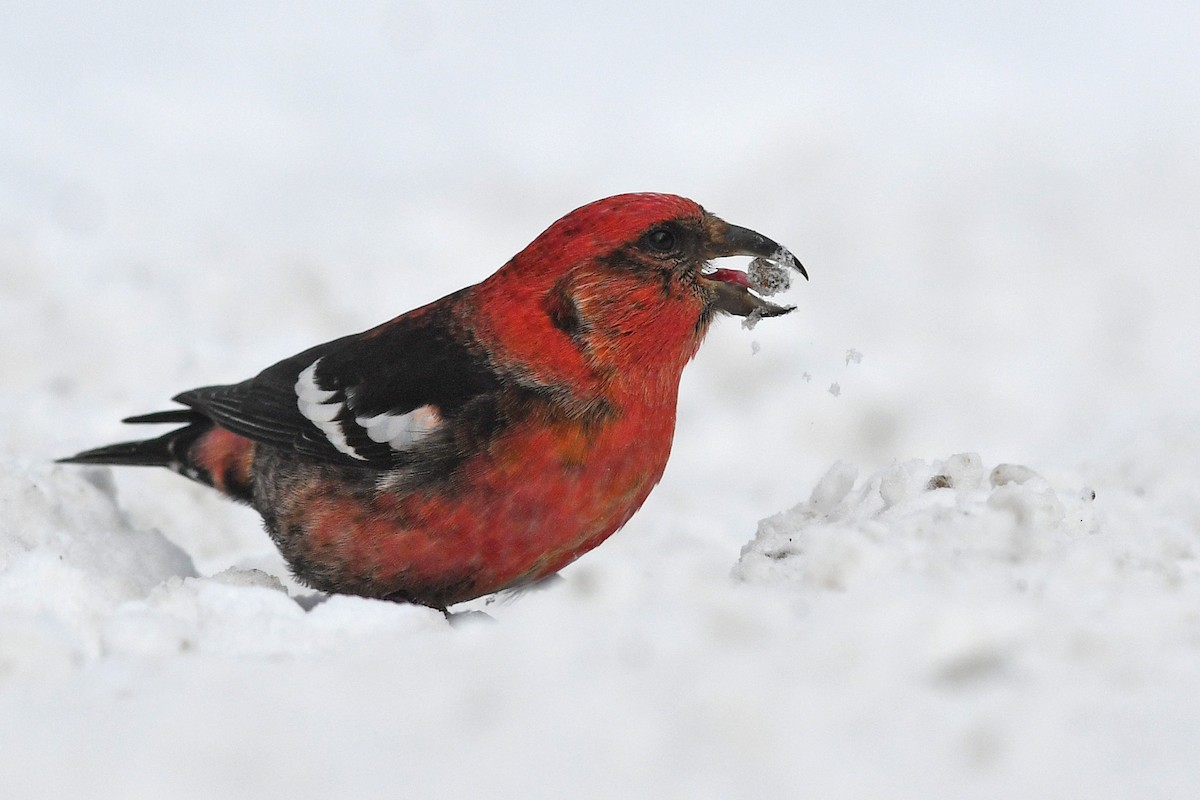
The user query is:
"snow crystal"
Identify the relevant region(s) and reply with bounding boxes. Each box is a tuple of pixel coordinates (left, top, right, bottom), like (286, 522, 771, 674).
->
(746, 256, 791, 296)
(990, 463, 1042, 487)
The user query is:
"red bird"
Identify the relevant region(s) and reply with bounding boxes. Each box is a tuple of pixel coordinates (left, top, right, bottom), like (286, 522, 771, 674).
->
(62, 193, 806, 612)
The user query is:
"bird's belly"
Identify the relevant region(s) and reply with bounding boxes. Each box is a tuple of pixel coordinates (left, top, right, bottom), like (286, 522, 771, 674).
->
(268, 415, 672, 607)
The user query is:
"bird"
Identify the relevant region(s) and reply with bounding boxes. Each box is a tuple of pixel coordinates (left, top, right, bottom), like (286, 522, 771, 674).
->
(60, 193, 806, 612)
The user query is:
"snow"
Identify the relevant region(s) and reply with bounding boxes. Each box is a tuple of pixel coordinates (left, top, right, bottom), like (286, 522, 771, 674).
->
(4, 1, 1200, 798)
(746, 255, 792, 296)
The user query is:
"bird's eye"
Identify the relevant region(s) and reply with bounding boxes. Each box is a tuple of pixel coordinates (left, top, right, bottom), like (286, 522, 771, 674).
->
(643, 226, 678, 254)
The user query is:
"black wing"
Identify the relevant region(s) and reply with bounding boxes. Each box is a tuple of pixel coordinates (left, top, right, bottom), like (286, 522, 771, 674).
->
(176, 295, 502, 469)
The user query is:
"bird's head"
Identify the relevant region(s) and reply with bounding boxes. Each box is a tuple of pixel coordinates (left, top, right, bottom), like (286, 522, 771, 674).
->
(471, 193, 806, 394)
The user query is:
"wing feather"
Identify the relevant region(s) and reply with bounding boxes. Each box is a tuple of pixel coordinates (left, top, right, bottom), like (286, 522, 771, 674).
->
(175, 297, 501, 469)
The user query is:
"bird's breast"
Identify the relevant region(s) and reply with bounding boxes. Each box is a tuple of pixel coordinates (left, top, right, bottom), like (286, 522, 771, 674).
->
(372, 400, 673, 600)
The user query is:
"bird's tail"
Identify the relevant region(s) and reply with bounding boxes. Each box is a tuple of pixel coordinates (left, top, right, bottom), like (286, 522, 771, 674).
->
(59, 410, 256, 503)
(59, 410, 206, 468)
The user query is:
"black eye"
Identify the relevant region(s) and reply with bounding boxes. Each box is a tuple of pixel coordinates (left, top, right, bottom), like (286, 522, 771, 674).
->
(643, 226, 678, 254)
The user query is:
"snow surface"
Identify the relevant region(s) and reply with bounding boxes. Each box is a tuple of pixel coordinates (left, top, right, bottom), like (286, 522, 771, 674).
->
(3, 2, 1200, 798)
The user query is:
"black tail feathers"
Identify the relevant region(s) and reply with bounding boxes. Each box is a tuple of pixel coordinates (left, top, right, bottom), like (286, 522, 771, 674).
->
(58, 410, 210, 469)
(120, 409, 204, 425)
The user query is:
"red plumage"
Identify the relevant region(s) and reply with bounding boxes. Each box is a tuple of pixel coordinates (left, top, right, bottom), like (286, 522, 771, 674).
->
(62, 193, 806, 611)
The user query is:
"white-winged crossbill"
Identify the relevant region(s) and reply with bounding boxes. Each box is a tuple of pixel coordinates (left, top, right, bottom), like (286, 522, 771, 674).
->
(62, 193, 806, 611)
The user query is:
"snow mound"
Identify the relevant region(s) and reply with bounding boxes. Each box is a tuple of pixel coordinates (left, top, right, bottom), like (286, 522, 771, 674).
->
(100, 569, 446, 658)
(735, 453, 1098, 592)
(0, 462, 196, 677)
(0, 462, 450, 675)
(733, 451, 1200, 691)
